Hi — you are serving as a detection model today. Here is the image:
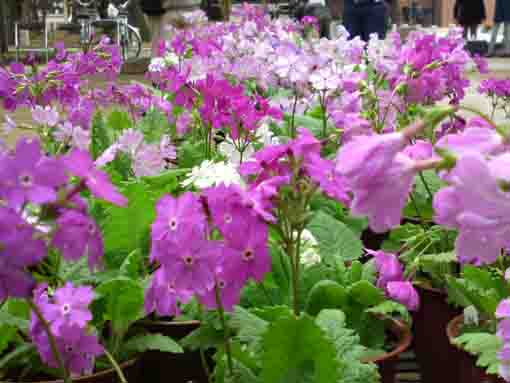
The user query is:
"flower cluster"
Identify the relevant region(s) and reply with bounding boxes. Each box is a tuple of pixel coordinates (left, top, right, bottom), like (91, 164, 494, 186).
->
(146, 187, 271, 314)
(30, 283, 103, 376)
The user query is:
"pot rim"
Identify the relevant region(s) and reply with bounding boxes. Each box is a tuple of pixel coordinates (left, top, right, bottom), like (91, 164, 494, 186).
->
(7, 357, 139, 383)
(446, 314, 464, 346)
(361, 317, 412, 364)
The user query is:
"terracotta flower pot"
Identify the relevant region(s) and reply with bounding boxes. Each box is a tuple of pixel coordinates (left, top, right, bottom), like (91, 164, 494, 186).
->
(362, 318, 413, 383)
(412, 284, 462, 383)
(6, 357, 141, 383)
(137, 319, 210, 383)
(447, 315, 505, 383)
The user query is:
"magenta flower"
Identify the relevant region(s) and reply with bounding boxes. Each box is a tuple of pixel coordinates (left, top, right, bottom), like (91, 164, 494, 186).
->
(2, 138, 67, 208)
(0, 207, 46, 300)
(386, 281, 419, 311)
(35, 325, 103, 376)
(150, 193, 206, 262)
(436, 128, 503, 157)
(63, 149, 127, 206)
(368, 250, 404, 289)
(45, 283, 94, 335)
(497, 299, 510, 319)
(305, 154, 351, 206)
(433, 153, 510, 265)
(335, 132, 408, 188)
(52, 210, 104, 270)
(197, 272, 244, 312)
(402, 140, 434, 160)
(223, 220, 270, 283)
(161, 236, 220, 294)
(144, 268, 193, 317)
(348, 153, 417, 233)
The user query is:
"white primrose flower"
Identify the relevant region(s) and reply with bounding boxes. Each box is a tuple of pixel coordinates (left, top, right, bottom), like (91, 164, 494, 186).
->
(181, 160, 244, 189)
(298, 229, 321, 267)
(148, 57, 166, 72)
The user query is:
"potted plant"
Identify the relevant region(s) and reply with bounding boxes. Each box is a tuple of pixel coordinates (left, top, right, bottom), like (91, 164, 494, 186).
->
(445, 265, 510, 383)
(0, 136, 183, 383)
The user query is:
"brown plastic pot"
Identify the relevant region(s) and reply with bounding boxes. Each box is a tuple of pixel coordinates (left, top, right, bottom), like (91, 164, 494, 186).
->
(447, 315, 505, 383)
(137, 319, 210, 383)
(362, 318, 413, 383)
(412, 284, 462, 383)
(5, 357, 141, 383)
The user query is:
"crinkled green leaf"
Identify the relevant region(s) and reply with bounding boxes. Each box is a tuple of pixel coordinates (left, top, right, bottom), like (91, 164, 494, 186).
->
(454, 332, 501, 375)
(124, 333, 183, 354)
(260, 314, 340, 383)
(305, 280, 348, 316)
(316, 309, 379, 383)
(348, 280, 386, 307)
(307, 211, 363, 262)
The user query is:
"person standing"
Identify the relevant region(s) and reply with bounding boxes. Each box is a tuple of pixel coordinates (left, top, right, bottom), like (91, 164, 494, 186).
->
(488, 0, 510, 56)
(342, 0, 388, 41)
(140, 0, 201, 56)
(454, 0, 486, 40)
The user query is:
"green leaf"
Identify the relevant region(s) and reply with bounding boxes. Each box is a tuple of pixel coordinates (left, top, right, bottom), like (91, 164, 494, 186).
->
(90, 111, 113, 160)
(348, 280, 386, 307)
(307, 211, 363, 262)
(305, 280, 349, 317)
(138, 109, 172, 143)
(0, 310, 29, 331)
(462, 266, 509, 302)
(102, 182, 159, 264)
(230, 307, 269, 344)
(366, 301, 412, 324)
(106, 109, 133, 132)
(0, 326, 17, 354)
(348, 261, 363, 284)
(124, 333, 183, 354)
(454, 332, 502, 375)
(0, 343, 35, 370)
(181, 322, 225, 351)
(260, 314, 340, 383)
(119, 250, 143, 278)
(315, 310, 380, 383)
(95, 277, 144, 333)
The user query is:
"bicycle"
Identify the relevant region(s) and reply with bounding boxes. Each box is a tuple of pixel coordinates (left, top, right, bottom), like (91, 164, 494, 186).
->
(73, 0, 143, 61)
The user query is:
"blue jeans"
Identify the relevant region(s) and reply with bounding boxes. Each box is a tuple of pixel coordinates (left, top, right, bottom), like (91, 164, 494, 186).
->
(343, 2, 387, 41)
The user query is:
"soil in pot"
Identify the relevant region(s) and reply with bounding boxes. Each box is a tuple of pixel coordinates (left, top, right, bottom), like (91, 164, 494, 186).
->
(447, 315, 505, 383)
(412, 285, 462, 383)
(362, 318, 412, 383)
(137, 319, 210, 383)
(3, 357, 141, 383)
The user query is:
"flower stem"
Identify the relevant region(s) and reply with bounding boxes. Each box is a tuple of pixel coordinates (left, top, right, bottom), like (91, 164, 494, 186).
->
(103, 348, 127, 383)
(214, 284, 233, 376)
(197, 305, 213, 383)
(459, 105, 497, 129)
(290, 93, 298, 139)
(418, 171, 434, 201)
(28, 299, 71, 383)
(320, 92, 327, 139)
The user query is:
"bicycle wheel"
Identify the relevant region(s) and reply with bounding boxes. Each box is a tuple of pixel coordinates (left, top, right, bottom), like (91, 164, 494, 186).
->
(121, 24, 142, 62)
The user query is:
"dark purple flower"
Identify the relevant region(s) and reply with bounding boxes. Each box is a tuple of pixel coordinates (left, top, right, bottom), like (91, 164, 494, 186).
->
(52, 210, 104, 270)
(62, 149, 127, 206)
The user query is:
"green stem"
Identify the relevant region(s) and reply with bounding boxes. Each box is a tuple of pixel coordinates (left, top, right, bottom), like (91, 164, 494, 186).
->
(28, 300, 71, 383)
(197, 306, 213, 383)
(214, 284, 233, 376)
(409, 192, 426, 225)
(288, 238, 300, 316)
(293, 229, 303, 316)
(320, 92, 328, 139)
(418, 171, 434, 201)
(103, 349, 127, 383)
(290, 93, 298, 138)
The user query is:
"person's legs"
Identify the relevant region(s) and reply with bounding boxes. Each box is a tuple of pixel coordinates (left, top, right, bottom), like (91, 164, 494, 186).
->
(504, 22, 510, 55)
(343, 6, 363, 39)
(362, 3, 386, 41)
(488, 22, 501, 55)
